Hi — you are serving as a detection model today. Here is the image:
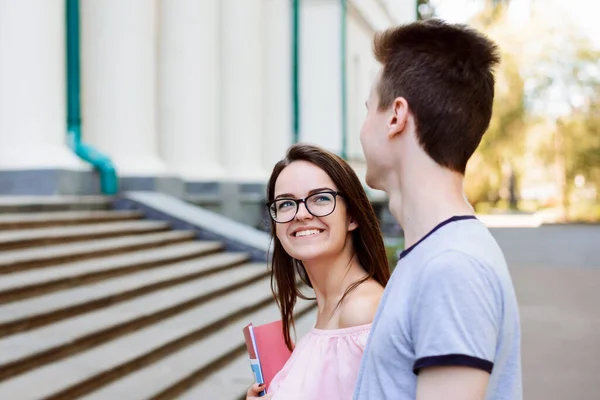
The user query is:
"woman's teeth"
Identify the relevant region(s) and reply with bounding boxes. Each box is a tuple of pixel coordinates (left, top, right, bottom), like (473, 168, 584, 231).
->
(295, 229, 321, 237)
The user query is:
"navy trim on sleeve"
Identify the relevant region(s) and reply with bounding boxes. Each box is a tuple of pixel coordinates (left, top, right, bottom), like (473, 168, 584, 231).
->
(399, 215, 478, 259)
(413, 354, 494, 375)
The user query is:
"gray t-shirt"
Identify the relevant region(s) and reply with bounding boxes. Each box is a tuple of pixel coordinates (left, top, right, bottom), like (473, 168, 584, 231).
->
(353, 216, 522, 400)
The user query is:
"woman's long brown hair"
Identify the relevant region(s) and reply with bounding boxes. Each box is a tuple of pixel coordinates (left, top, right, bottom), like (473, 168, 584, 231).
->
(266, 144, 391, 351)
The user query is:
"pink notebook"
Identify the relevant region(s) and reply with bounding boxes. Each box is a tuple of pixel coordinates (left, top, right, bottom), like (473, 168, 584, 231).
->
(243, 320, 293, 392)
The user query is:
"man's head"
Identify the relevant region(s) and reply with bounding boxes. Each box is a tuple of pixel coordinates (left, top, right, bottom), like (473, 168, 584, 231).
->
(360, 19, 500, 190)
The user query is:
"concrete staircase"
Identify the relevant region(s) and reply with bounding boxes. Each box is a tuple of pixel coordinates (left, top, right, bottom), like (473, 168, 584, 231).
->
(0, 196, 316, 399)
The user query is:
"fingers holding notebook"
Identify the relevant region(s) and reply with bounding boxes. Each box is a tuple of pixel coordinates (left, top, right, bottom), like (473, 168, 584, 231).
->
(246, 383, 272, 399)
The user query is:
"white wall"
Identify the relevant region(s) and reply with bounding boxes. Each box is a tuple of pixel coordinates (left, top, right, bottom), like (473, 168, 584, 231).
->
(81, 0, 167, 177)
(158, 0, 223, 181)
(299, 0, 343, 154)
(385, 0, 417, 24)
(262, 0, 293, 171)
(0, 0, 417, 190)
(0, 0, 83, 170)
(220, 0, 267, 182)
(346, 7, 381, 161)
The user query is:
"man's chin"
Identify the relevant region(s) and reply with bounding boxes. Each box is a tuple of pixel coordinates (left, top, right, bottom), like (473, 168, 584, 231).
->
(365, 171, 381, 191)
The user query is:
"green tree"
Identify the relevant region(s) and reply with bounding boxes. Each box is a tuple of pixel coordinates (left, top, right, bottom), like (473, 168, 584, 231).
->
(526, 27, 600, 219)
(465, 5, 527, 208)
(466, 1, 600, 219)
(479, 52, 526, 206)
(537, 103, 600, 219)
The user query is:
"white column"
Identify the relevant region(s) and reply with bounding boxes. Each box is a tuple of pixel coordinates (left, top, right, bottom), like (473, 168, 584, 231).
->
(0, 0, 83, 170)
(346, 10, 378, 161)
(158, 0, 223, 181)
(80, 0, 166, 176)
(263, 0, 293, 171)
(300, 0, 343, 154)
(220, 0, 266, 182)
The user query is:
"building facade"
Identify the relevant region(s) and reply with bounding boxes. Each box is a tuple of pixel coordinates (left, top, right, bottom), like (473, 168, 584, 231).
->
(0, 0, 415, 227)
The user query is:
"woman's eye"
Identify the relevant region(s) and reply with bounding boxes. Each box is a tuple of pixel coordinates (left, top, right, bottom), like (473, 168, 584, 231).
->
(278, 200, 295, 209)
(314, 195, 332, 202)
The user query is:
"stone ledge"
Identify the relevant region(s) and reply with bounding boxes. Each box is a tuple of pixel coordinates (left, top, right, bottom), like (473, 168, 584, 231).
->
(0, 169, 101, 195)
(113, 192, 272, 262)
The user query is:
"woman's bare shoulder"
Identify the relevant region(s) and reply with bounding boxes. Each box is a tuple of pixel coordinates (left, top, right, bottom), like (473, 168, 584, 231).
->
(338, 280, 384, 329)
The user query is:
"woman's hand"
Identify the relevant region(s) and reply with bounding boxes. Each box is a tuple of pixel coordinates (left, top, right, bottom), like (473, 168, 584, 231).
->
(246, 383, 273, 399)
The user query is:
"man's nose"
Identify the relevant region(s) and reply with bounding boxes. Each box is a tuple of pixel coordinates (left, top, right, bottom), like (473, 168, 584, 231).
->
(295, 201, 312, 220)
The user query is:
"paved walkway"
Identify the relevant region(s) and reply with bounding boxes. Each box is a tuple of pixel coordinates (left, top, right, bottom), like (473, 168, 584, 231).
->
(489, 224, 600, 400)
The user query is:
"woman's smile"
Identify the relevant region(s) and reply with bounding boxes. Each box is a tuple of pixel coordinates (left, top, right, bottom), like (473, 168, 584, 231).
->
(291, 226, 325, 238)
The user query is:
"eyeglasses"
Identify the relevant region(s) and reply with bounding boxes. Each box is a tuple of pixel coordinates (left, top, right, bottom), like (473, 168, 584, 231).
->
(266, 191, 343, 223)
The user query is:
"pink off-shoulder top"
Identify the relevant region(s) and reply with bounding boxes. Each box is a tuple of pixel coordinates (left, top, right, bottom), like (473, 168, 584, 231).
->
(267, 323, 371, 400)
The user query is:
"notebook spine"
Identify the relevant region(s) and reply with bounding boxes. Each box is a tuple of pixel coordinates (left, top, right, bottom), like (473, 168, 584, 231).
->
(243, 324, 266, 395)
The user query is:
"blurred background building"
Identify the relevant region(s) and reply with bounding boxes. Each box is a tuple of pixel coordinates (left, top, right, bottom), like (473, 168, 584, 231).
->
(0, 0, 415, 231)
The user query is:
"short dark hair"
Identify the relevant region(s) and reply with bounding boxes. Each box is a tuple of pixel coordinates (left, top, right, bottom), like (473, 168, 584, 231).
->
(373, 19, 500, 173)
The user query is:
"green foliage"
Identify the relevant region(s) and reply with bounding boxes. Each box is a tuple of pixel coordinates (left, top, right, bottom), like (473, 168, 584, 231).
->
(465, 7, 527, 206)
(559, 112, 600, 183)
(385, 239, 404, 270)
(537, 105, 600, 201)
(529, 30, 600, 216)
(465, 3, 600, 217)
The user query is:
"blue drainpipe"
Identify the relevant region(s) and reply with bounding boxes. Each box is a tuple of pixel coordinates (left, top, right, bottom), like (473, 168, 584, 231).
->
(291, 0, 300, 145)
(66, 0, 118, 195)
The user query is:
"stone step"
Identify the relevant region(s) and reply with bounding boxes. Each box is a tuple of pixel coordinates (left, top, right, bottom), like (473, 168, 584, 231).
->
(0, 196, 111, 213)
(0, 262, 266, 392)
(0, 252, 250, 337)
(0, 241, 224, 304)
(0, 230, 196, 274)
(79, 295, 316, 400)
(0, 264, 271, 399)
(182, 302, 318, 400)
(0, 262, 266, 373)
(0, 220, 171, 251)
(0, 210, 143, 230)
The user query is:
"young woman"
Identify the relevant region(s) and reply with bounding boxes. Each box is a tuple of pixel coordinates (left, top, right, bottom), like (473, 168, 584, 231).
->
(246, 144, 391, 400)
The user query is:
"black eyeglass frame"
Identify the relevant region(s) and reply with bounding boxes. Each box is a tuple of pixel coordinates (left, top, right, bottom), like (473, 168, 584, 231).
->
(265, 190, 344, 223)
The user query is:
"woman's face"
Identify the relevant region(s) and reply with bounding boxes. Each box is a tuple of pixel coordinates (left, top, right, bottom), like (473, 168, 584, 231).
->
(272, 160, 357, 262)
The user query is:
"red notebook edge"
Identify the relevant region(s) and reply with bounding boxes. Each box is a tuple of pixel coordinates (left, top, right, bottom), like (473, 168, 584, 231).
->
(243, 323, 266, 394)
(243, 323, 257, 359)
(252, 320, 293, 390)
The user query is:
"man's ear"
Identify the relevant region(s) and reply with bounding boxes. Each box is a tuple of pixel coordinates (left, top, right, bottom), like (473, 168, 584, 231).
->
(387, 96, 409, 139)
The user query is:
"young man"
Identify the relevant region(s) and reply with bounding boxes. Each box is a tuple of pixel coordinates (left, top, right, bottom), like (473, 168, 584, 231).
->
(353, 20, 522, 400)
